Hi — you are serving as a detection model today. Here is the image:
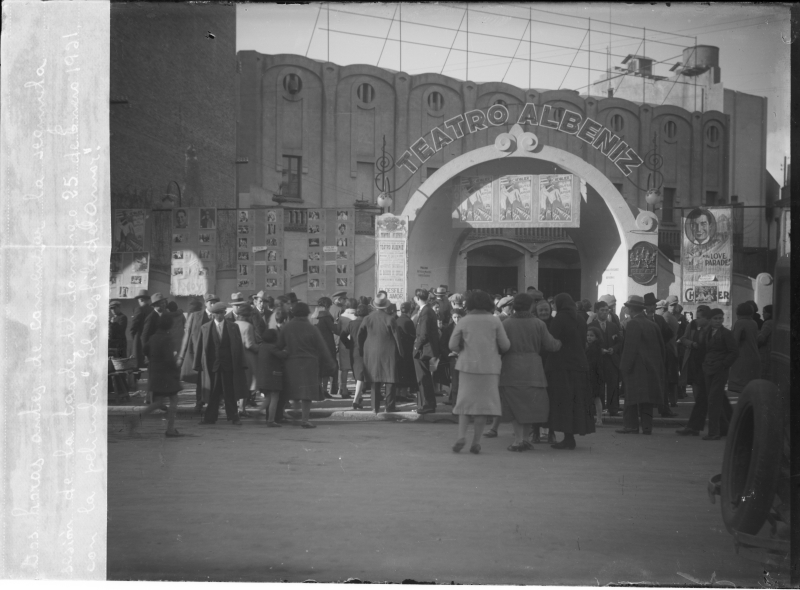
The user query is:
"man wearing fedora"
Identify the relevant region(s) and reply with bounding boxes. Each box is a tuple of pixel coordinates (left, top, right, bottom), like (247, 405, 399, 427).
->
(642, 292, 679, 418)
(141, 293, 170, 406)
(616, 294, 665, 435)
(129, 289, 152, 369)
(178, 293, 219, 414)
(330, 290, 347, 323)
(194, 301, 249, 426)
(434, 286, 452, 325)
(588, 300, 623, 416)
(413, 288, 441, 414)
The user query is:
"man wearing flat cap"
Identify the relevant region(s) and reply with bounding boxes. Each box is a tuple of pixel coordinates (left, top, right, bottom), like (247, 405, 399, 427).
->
(194, 301, 249, 426)
(178, 293, 219, 414)
(129, 289, 152, 369)
(616, 294, 665, 435)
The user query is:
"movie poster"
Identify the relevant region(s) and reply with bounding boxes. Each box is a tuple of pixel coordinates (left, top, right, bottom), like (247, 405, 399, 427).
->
(452, 176, 494, 226)
(170, 207, 217, 296)
(498, 175, 533, 222)
(113, 209, 147, 252)
(109, 252, 150, 299)
(375, 214, 408, 305)
(534, 174, 581, 228)
(681, 206, 733, 326)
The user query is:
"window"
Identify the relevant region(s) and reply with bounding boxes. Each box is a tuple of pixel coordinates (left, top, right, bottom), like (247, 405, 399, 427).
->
(661, 187, 675, 223)
(282, 156, 301, 199)
(552, 107, 565, 122)
(494, 99, 508, 107)
(613, 182, 624, 198)
(357, 83, 375, 104)
(427, 91, 444, 111)
(706, 125, 720, 144)
(730, 195, 739, 204)
(426, 167, 439, 179)
(283, 73, 302, 95)
(705, 191, 718, 206)
(610, 114, 625, 133)
(664, 120, 677, 139)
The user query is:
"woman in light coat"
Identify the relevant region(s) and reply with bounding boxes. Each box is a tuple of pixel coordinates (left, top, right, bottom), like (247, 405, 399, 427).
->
(233, 304, 259, 417)
(500, 294, 562, 451)
(448, 290, 511, 454)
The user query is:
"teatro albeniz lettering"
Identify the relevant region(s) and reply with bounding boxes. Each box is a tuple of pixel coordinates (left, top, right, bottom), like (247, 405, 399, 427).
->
(397, 103, 644, 177)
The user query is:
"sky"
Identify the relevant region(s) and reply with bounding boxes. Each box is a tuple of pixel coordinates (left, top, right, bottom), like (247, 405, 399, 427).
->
(237, 3, 791, 186)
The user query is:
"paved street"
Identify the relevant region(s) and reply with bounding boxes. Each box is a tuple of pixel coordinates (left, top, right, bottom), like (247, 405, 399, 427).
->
(108, 413, 782, 585)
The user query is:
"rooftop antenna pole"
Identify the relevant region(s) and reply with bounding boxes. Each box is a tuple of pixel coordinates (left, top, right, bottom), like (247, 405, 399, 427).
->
(588, 18, 591, 97)
(642, 27, 646, 104)
(528, 6, 532, 89)
(327, 2, 330, 62)
(694, 36, 698, 112)
(466, 3, 469, 80)
(399, 3, 402, 72)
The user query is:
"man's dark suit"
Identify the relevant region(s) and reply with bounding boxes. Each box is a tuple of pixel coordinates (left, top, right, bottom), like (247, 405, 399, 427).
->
(703, 326, 739, 437)
(142, 308, 165, 350)
(194, 320, 247, 424)
(413, 304, 440, 412)
(179, 309, 212, 406)
(588, 317, 623, 415)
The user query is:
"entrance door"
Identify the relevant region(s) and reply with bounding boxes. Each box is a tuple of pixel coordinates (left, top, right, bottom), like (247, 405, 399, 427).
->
(467, 266, 518, 295)
(538, 268, 581, 301)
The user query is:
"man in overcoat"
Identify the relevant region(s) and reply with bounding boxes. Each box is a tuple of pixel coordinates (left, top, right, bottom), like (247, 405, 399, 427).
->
(644, 292, 678, 418)
(616, 295, 665, 435)
(588, 301, 623, 416)
(129, 289, 152, 369)
(357, 296, 405, 413)
(676, 305, 713, 436)
(413, 288, 440, 414)
(178, 293, 218, 413)
(395, 301, 418, 401)
(194, 301, 249, 425)
(701, 308, 739, 440)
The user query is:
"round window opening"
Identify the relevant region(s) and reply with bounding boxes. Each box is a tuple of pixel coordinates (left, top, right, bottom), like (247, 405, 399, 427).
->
(283, 73, 302, 95)
(494, 99, 508, 107)
(664, 120, 677, 139)
(428, 91, 445, 111)
(610, 114, 625, 133)
(706, 125, 720, 143)
(357, 83, 375, 104)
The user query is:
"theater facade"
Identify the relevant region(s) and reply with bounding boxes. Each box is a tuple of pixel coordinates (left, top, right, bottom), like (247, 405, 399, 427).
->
(236, 52, 729, 304)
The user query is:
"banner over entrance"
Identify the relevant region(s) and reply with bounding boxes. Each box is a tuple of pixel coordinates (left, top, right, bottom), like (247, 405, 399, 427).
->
(452, 174, 582, 228)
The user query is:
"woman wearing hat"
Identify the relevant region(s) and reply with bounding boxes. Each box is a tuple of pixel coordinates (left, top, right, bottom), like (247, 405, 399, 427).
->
(545, 293, 594, 449)
(314, 297, 340, 400)
(727, 302, 761, 394)
(129, 290, 152, 369)
(499, 294, 562, 452)
(232, 304, 260, 418)
(277, 302, 337, 427)
(448, 290, 511, 454)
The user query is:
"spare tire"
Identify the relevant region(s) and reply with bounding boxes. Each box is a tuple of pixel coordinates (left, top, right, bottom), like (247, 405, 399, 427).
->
(720, 379, 783, 535)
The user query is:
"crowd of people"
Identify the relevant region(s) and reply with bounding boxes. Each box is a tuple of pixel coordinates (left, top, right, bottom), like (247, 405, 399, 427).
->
(112, 284, 773, 451)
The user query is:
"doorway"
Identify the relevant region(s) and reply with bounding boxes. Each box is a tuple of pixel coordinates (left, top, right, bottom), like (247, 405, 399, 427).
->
(538, 247, 581, 300)
(467, 266, 518, 294)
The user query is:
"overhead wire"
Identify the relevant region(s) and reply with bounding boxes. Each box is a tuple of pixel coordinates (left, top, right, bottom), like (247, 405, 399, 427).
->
(501, 20, 531, 82)
(304, 4, 322, 57)
(558, 29, 589, 90)
(376, 4, 399, 67)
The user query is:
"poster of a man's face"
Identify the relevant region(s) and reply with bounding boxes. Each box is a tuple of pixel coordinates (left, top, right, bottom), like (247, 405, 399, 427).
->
(174, 208, 188, 229)
(338, 224, 347, 235)
(267, 250, 278, 261)
(267, 211, 277, 223)
(134, 253, 149, 272)
(265, 279, 278, 288)
(238, 211, 249, 224)
(266, 265, 278, 274)
(238, 238, 248, 248)
(685, 208, 716, 245)
(200, 208, 216, 229)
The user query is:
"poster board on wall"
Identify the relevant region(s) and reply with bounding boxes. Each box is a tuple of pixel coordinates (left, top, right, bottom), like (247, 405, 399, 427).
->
(235, 208, 285, 295)
(451, 174, 581, 228)
(375, 214, 408, 305)
(170, 207, 217, 296)
(307, 208, 355, 295)
(681, 206, 733, 328)
(111, 209, 150, 298)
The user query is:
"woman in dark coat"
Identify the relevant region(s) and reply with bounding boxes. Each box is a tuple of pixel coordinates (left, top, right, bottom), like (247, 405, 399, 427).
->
(314, 297, 340, 398)
(727, 302, 761, 393)
(128, 313, 182, 437)
(532, 299, 556, 444)
(339, 304, 370, 409)
(357, 297, 404, 413)
(545, 293, 595, 449)
(277, 302, 337, 428)
(395, 301, 419, 399)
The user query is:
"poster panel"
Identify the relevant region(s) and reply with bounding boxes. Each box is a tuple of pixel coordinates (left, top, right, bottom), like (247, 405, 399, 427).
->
(113, 209, 147, 252)
(451, 176, 494, 227)
(533, 174, 581, 228)
(110, 252, 150, 299)
(375, 214, 409, 305)
(681, 206, 733, 326)
(307, 209, 326, 292)
(170, 207, 216, 296)
(498, 175, 533, 222)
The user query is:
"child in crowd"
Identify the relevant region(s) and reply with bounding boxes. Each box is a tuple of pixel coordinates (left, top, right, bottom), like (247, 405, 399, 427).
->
(586, 326, 605, 427)
(256, 328, 289, 426)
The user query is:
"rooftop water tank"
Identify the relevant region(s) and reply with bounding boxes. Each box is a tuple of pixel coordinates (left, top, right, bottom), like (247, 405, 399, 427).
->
(681, 45, 720, 81)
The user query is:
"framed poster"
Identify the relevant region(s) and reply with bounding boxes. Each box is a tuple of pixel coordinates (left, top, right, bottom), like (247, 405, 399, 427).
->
(452, 176, 494, 227)
(534, 174, 581, 228)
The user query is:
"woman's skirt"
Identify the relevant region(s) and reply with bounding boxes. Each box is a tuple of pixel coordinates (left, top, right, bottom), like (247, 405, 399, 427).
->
(500, 385, 549, 424)
(452, 372, 501, 416)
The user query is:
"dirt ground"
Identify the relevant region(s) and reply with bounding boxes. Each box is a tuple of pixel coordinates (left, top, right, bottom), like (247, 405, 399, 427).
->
(107, 415, 785, 585)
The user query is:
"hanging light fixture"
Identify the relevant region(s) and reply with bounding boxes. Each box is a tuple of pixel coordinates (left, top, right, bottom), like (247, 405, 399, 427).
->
(376, 192, 392, 210)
